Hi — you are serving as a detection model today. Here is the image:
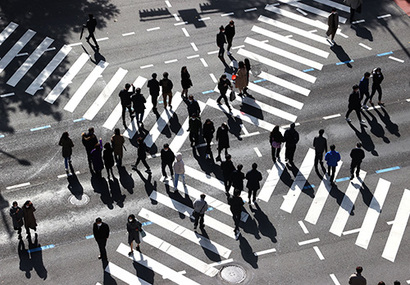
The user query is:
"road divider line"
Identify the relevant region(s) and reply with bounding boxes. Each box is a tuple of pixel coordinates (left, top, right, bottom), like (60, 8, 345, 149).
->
(377, 51, 393, 57)
(0, 92, 15, 97)
(359, 43, 372, 50)
(221, 12, 234, 16)
(342, 228, 361, 235)
(165, 59, 178, 64)
(298, 237, 320, 246)
(198, 17, 210, 21)
(323, 114, 341, 120)
(174, 21, 187, 26)
(352, 19, 365, 24)
(330, 273, 341, 285)
(298, 220, 309, 234)
(30, 125, 51, 131)
(244, 8, 257, 12)
(190, 42, 198, 51)
(147, 27, 160, 32)
(200, 58, 208, 67)
(6, 182, 31, 190)
(389, 56, 404, 63)
(140, 64, 153, 69)
(182, 28, 190, 37)
(254, 248, 276, 256)
(313, 246, 325, 260)
(253, 147, 262, 157)
(122, 32, 135, 36)
(377, 14, 391, 19)
(376, 166, 400, 174)
(165, 0, 171, 7)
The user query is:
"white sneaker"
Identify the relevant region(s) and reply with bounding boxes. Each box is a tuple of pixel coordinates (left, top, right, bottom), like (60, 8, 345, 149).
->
(227, 51, 231, 56)
(345, 117, 351, 122)
(362, 105, 368, 110)
(360, 120, 366, 124)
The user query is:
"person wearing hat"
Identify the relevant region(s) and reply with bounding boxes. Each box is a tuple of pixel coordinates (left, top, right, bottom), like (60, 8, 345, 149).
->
(225, 20, 235, 55)
(345, 84, 366, 124)
(216, 25, 227, 63)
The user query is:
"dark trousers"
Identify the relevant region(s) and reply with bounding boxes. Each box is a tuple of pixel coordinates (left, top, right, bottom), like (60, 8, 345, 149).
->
(135, 111, 144, 125)
(205, 137, 212, 154)
(194, 213, 205, 228)
(224, 179, 233, 193)
(96, 239, 107, 259)
(314, 153, 325, 170)
(345, 108, 362, 121)
(217, 93, 231, 110)
(121, 104, 133, 125)
(161, 162, 173, 177)
(350, 161, 362, 177)
(232, 211, 241, 231)
(226, 37, 233, 51)
(285, 145, 296, 162)
(135, 157, 150, 170)
(370, 84, 382, 102)
(86, 151, 93, 172)
(248, 188, 257, 202)
(25, 225, 36, 235)
(87, 32, 99, 47)
(271, 147, 281, 162)
(328, 165, 336, 182)
(151, 94, 158, 109)
(350, 7, 356, 22)
(218, 46, 225, 62)
(189, 130, 200, 145)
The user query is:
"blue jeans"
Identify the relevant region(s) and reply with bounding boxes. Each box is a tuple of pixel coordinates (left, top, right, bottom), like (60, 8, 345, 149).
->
(64, 156, 71, 170)
(174, 174, 185, 188)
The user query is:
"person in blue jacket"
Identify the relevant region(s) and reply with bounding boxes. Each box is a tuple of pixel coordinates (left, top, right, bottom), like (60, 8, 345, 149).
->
(325, 144, 341, 185)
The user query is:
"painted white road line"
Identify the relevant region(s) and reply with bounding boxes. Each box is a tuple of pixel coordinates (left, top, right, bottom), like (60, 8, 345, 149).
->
(313, 246, 325, 260)
(64, 60, 108, 112)
(142, 231, 219, 276)
(298, 237, 320, 246)
(190, 42, 198, 51)
(356, 178, 390, 249)
(144, 92, 183, 147)
(172, 13, 180, 21)
(187, 55, 199, 59)
(147, 27, 160, 32)
(198, 17, 210, 21)
(377, 14, 391, 19)
(323, 114, 341, 120)
(352, 19, 365, 24)
(358, 43, 372, 50)
(342, 228, 361, 235)
(57, 171, 80, 178)
(244, 7, 257, 12)
(150, 191, 236, 239)
(200, 58, 208, 67)
(181, 28, 190, 37)
(165, 59, 178, 64)
(165, 0, 172, 7)
(382, 189, 410, 262)
(7, 37, 54, 87)
(123, 95, 152, 138)
(329, 171, 367, 237)
(122, 32, 135, 37)
(83, 68, 128, 120)
(0, 29, 36, 74)
(258, 71, 310, 96)
(16, 52, 29, 57)
(140, 64, 154, 69)
(105, 262, 151, 285)
(389, 56, 404, 63)
(330, 273, 341, 285)
(26, 45, 72, 95)
(254, 147, 262, 157)
(96, 37, 109, 42)
(209, 73, 217, 83)
(298, 220, 309, 234)
(238, 48, 316, 83)
(139, 208, 231, 259)
(68, 42, 82, 47)
(221, 12, 234, 17)
(44, 53, 89, 104)
(117, 243, 200, 285)
(254, 248, 276, 256)
(0, 92, 15, 97)
(296, 8, 308, 16)
(208, 259, 233, 267)
(305, 163, 343, 225)
(245, 37, 323, 70)
(312, 0, 350, 12)
(258, 162, 286, 202)
(174, 21, 188, 26)
(6, 182, 31, 190)
(44, 47, 56, 52)
(280, 148, 316, 213)
(0, 22, 18, 46)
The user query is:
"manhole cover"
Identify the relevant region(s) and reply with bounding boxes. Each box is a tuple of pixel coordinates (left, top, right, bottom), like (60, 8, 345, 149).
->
(220, 265, 246, 283)
(69, 194, 90, 206)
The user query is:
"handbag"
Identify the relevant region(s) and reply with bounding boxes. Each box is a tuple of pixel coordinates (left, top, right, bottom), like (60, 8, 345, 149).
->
(272, 141, 281, 149)
(140, 228, 146, 238)
(229, 90, 235, 101)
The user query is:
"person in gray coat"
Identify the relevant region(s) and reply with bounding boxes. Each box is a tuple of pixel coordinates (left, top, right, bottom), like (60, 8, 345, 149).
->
(326, 8, 339, 43)
(193, 194, 208, 230)
(10, 201, 24, 238)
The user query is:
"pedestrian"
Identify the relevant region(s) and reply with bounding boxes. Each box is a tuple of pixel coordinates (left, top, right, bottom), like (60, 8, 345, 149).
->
(23, 200, 37, 236)
(82, 127, 98, 173)
(348, 266, 367, 285)
(359, 72, 371, 109)
(93, 217, 110, 260)
(10, 201, 24, 238)
(173, 153, 186, 190)
(119, 83, 135, 127)
(187, 113, 201, 147)
(203, 119, 215, 159)
(350, 142, 365, 180)
(313, 129, 328, 174)
(244, 58, 251, 96)
(270, 126, 284, 163)
(193, 194, 208, 230)
(217, 74, 232, 112)
(369, 67, 384, 106)
(345, 84, 366, 124)
(326, 8, 339, 44)
(377, 282, 385, 285)
(159, 72, 173, 109)
(90, 140, 104, 177)
(246, 163, 263, 204)
(216, 25, 226, 63)
(111, 128, 125, 166)
(216, 122, 230, 161)
(235, 61, 248, 97)
(221, 154, 235, 195)
(284, 123, 299, 165)
(103, 142, 115, 178)
(127, 214, 142, 256)
(231, 164, 245, 193)
(394, 281, 401, 285)
(224, 20, 235, 55)
(325, 144, 341, 185)
(180, 66, 192, 99)
(59, 131, 74, 176)
(83, 14, 99, 49)
(344, 0, 363, 23)
(228, 189, 244, 239)
(185, 95, 201, 118)
(131, 88, 146, 127)
(161, 143, 175, 179)
(147, 73, 160, 110)
(132, 137, 151, 174)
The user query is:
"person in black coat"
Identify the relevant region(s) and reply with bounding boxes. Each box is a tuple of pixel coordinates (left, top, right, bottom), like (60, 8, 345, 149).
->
(188, 114, 202, 147)
(161, 143, 175, 178)
(217, 74, 232, 112)
(82, 127, 98, 173)
(216, 25, 226, 63)
(350, 142, 365, 180)
(93, 217, 110, 260)
(284, 123, 299, 164)
(132, 137, 151, 173)
(246, 163, 263, 203)
(224, 20, 235, 55)
(185, 95, 201, 118)
(345, 84, 365, 124)
(216, 122, 230, 161)
(203, 119, 215, 159)
(103, 142, 115, 179)
(359, 72, 371, 109)
(84, 14, 99, 49)
(147, 73, 160, 110)
(131, 88, 146, 127)
(127, 214, 142, 255)
(119, 83, 135, 127)
(221, 154, 235, 195)
(231, 164, 245, 193)
(228, 190, 244, 237)
(180, 66, 192, 99)
(10, 201, 24, 238)
(370, 67, 385, 106)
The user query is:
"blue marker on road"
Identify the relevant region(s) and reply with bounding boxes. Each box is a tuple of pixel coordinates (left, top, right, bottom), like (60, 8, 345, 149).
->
(0, 134, 4, 138)
(336, 60, 354, 65)
(73, 118, 86, 123)
(377, 51, 393, 57)
(253, 79, 267, 83)
(28, 244, 55, 253)
(303, 68, 314, 72)
(303, 184, 315, 190)
(335, 177, 350, 182)
(85, 234, 94, 239)
(202, 90, 214, 94)
(142, 221, 152, 226)
(30, 125, 51, 132)
(376, 166, 400, 174)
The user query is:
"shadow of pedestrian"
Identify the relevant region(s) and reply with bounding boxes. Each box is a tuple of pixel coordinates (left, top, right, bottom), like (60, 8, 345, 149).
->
(0, 149, 31, 165)
(360, 182, 379, 209)
(117, 165, 135, 194)
(362, 111, 390, 143)
(109, 177, 126, 208)
(102, 259, 117, 285)
(330, 182, 355, 215)
(167, 188, 193, 220)
(329, 184, 345, 207)
(239, 97, 264, 120)
(67, 172, 84, 199)
(169, 111, 182, 135)
(195, 229, 221, 262)
(330, 43, 353, 68)
(133, 259, 155, 284)
(348, 122, 378, 156)
(91, 176, 114, 209)
(224, 113, 243, 141)
(135, 170, 156, 197)
(351, 24, 373, 41)
(241, 211, 261, 240)
(374, 107, 400, 137)
(238, 235, 258, 269)
(250, 203, 277, 243)
(28, 234, 48, 280)
(18, 239, 32, 278)
(0, 193, 13, 238)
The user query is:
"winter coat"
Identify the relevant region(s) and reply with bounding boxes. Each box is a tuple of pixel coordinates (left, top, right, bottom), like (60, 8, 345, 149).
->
(181, 71, 192, 89)
(224, 24, 235, 39)
(173, 153, 185, 174)
(372, 71, 384, 86)
(119, 86, 134, 106)
(161, 148, 175, 165)
(147, 78, 160, 96)
(350, 148, 365, 163)
(284, 128, 299, 147)
(186, 99, 201, 117)
(103, 148, 115, 169)
(203, 121, 215, 140)
(10, 206, 24, 229)
(137, 141, 148, 160)
(270, 130, 284, 148)
(216, 31, 226, 47)
(131, 93, 146, 113)
(127, 220, 142, 244)
(188, 117, 202, 134)
(59, 137, 74, 158)
(111, 134, 125, 157)
(221, 160, 235, 180)
(246, 168, 263, 190)
(348, 91, 361, 110)
(23, 204, 37, 229)
(231, 170, 245, 191)
(325, 150, 341, 167)
(313, 136, 327, 155)
(235, 67, 248, 90)
(228, 195, 244, 214)
(193, 198, 208, 214)
(218, 78, 232, 95)
(326, 12, 339, 35)
(93, 222, 110, 240)
(359, 76, 369, 94)
(216, 126, 230, 149)
(159, 78, 173, 93)
(91, 145, 104, 171)
(82, 132, 98, 153)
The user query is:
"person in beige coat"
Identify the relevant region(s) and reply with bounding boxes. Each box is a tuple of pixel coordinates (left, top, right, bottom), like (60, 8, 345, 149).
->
(235, 61, 248, 96)
(111, 128, 125, 166)
(173, 153, 185, 191)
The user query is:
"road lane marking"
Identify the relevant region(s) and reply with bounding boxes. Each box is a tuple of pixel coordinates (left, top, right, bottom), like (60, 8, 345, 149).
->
(208, 259, 234, 267)
(298, 237, 320, 246)
(221, 12, 234, 16)
(147, 27, 160, 32)
(122, 32, 135, 36)
(0, 92, 14, 97)
(174, 21, 187, 26)
(6, 182, 31, 190)
(254, 248, 276, 256)
(198, 17, 210, 21)
(190, 42, 198, 51)
(259, 71, 310, 96)
(389, 56, 404, 63)
(209, 73, 217, 83)
(96, 37, 109, 42)
(105, 262, 151, 285)
(377, 14, 391, 19)
(330, 274, 341, 285)
(359, 43, 372, 50)
(27, 244, 55, 253)
(140, 64, 153, 69)
(313, 246, 324, 260)
(165, 0, 171, 7)
(342, 228, 361, 235)
(352, 19, 365, 24)
(173, 13, 180, 21)
(376, 166, 400, 173)
(30, 125, 51, 131)
(298, 220, 309, 234)
(244, 7, 257, 12)
(200, 58, 208, 67)
(187, 54, 199, 59)
(377, 51, 393, 56)
(254, 147, 262, 157)
(258, 160, 286, 202)
(0, 22, 18, 46)
(182, 28, 190, 37)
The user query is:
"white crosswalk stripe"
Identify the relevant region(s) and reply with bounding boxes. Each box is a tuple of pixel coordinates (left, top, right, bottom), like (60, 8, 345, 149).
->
(258, 161, 286, 202)
(312, 0, 350, 13)
(258, 71, 311, 97)
(105, 262, 152, 285)
(0, 22, 19, 46)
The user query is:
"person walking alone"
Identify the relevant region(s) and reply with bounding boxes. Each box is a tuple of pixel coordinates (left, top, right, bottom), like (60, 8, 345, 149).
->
(131, 88, 146, 127)
(161, 143, 175, 179)
(93, 217, 110, 260)
(193, 194, 208, 230)
(221, 154, 235, 195)
(127, 214, 142, 256)
(216, 25, 226, 63)
(313, 129, 328, 174)
(173, 153, 186, 190)
(325, 144, 341, 185)
(203, 119, 215, 159)
(185, 95, 201, 118)
(83, 14, 99, 49)
(119, 83, 135, 128)
(82, 127, 98, 173)
(235, 61, 248, 97)
(246, 163, 262, 204)
(217, 74, 232, 112)
(59, 132, 74, 176)
(225, 20, 235, 55)
(359, 72, 371, 109)
(10, 201, 24, 239)
(369, 67, 384, 106)
(284, 123, 299, 165)
(326, 8, 339, 44)
(159, 72, 173, 109)
(270, 126, 284, 163)
(111, 128, 125, 166)
(23, 200, 37, 236)
(216, 122, 230, 161)
(188, 113, 202, 147)
(180, 66, 192, 99)
(147, 73, 160, 110)
(228, 190, 244, 240)
(350, 142, 365, 180)
(132, 137, 151, 174)
(345, 84, 366, 124)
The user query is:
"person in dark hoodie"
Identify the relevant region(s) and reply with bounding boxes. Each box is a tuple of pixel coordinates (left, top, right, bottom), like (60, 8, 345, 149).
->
(161, 143, 175, 179)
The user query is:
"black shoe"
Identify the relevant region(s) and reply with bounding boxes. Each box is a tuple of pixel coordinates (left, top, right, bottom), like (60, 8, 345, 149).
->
(350, 175, 354, 180)
(98, 255, 102, 260)
(128, 251, 133, 257)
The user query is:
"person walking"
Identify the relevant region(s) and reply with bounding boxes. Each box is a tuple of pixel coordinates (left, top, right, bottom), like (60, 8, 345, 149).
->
(325, 144, 341, 185)
(231, 164, 245, 194)
(359, 72, 371, 109)
(313, 129, 328, 174)
(246, 163, 263, 204)
(180, 66, 192, 99)
(345, 0, 363, 23)
(225, 20, 235, 55)
(23, 200, 37, 236)
(216, 122, 230, 161)
(369, 67, 384, 106)
(82, 127, 98, 173)
(221, 154, 235, 195)
(161, 143, 175, 179)
(217, 74, 232, 112)
(103, 143, 115, 179)
(127, 214, 142, 256)
(188, 113, 202, 147)
(216, 25, 226, 63)
(147, 73, 160, 110)
(284, 123, 299, 165)
(159, 72, 173, 109)
(326, 8, 339, 44)
(119, 83, 135, 127)
(83, 14, 99, 49)
(244, 58, 251, 96)
(270, 126, 284, 163)
(185, 95, 201, 118)
(132, 137, 151, 174)
(111, 128, 125, 166)
(173, 153, 186, 190)
(348, 266, 367, 285)
(93, 217, 110, 260)
(203, 119, 215, 159)
(59, 132, 74, 176)
(235, 61, 248, 97)
(10, 201, 24, 238)
(193, 194, 208, 230)
(228, 190, 244, 239)
(131, 88, 146, 127)
(345, 84, 366, 124)
(90, 140, 104, 177)
(350, 142, 365, 180)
